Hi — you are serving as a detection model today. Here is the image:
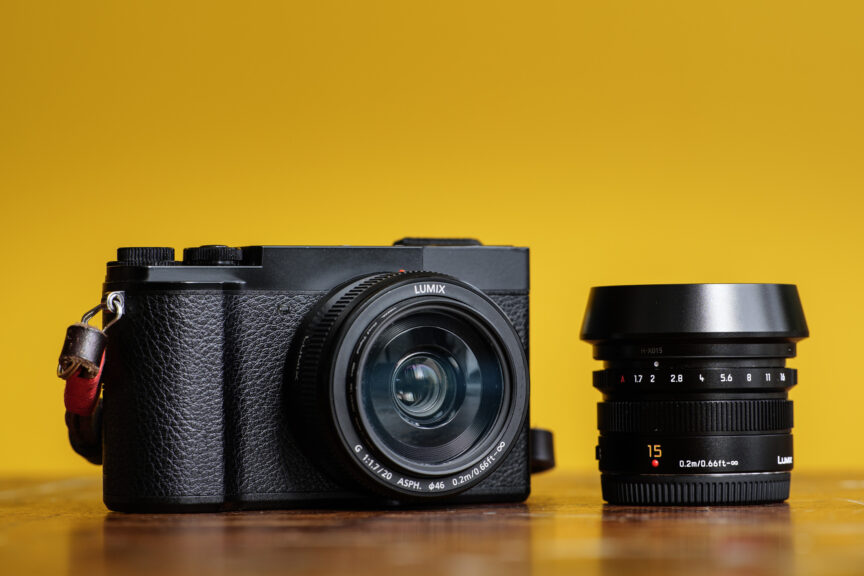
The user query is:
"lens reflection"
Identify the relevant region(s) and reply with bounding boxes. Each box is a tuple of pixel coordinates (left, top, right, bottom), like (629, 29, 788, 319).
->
(358, 310, 506, 467)
(392, 353, 457, 424)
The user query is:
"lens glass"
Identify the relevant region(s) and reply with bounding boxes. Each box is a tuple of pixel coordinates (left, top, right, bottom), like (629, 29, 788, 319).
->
(391, 353, 458, 425)
(358, 309, 506, 468)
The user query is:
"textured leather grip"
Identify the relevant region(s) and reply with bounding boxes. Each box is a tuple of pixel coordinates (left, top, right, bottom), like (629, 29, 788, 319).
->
(102, 292, 228, 507)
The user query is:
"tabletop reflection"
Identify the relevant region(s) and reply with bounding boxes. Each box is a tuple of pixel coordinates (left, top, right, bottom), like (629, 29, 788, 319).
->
(2, 474, 861, 576)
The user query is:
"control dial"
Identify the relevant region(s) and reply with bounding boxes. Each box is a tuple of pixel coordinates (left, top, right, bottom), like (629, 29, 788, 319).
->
(182, 245, 243, 266)
(116, 247, 175, 265)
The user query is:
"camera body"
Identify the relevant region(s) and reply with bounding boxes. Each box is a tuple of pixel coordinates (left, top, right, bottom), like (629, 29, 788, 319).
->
(100, 240, 531, 512)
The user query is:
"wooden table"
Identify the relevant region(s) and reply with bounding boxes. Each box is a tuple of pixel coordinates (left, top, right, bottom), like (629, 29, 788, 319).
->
(2, 473, 863, 575)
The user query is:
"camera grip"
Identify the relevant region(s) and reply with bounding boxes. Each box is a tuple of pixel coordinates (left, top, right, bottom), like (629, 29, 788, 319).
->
(102, 291, 226, 510)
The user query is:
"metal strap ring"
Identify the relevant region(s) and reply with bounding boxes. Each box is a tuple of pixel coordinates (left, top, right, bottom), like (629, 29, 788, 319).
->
(79, 291, 125, 331)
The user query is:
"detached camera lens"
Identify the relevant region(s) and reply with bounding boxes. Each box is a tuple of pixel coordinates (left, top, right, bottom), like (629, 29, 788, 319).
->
(581, 284, 808, 505)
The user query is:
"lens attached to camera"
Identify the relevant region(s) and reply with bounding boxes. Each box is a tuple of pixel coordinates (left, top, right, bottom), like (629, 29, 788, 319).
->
(292, 272, 528, 500)
(581, 284, 808, 505)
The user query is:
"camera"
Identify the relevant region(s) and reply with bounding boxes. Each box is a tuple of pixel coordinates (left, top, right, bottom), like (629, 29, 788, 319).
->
(581, 283, 808, 505)
(96, 239, 536, 511)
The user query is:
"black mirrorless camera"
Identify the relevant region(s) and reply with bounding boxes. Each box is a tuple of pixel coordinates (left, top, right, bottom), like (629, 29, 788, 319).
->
(90, 239, 542, 512)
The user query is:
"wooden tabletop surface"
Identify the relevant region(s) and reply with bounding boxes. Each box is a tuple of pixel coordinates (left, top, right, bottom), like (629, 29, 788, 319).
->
(2, 472, 863, 575)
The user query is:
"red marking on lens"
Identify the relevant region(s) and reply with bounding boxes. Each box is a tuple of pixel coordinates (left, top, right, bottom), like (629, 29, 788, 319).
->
(651, 459, 660, 468)
(399, 269, 406, 273)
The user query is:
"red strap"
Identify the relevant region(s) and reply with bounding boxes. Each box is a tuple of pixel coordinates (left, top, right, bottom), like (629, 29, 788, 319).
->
(64, 352, 104, 416)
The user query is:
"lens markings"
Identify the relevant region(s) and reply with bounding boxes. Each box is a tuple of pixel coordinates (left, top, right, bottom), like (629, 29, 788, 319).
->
(595, 368, 797, 391)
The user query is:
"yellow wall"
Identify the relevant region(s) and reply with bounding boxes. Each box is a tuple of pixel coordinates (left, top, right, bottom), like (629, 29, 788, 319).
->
(2, 1, 862, 475)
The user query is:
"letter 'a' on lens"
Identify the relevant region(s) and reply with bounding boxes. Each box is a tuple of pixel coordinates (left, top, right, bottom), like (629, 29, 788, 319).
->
(580, 284, 808, 505)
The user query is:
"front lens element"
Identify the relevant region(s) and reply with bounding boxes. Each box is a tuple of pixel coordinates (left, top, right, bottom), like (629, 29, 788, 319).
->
(359, 311, 506, 469)
(581, 284, 808, 505)
(392, 353, 455, 422)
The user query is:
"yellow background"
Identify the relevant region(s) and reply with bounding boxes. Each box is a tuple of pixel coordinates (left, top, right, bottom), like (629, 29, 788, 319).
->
(1, 1, 862, 475)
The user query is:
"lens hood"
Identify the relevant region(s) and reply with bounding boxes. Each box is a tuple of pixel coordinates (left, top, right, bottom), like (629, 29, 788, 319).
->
(582, 283, 808, 358)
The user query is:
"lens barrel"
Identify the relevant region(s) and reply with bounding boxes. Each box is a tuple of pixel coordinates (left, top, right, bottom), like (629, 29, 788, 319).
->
(581, 284, 808, 505)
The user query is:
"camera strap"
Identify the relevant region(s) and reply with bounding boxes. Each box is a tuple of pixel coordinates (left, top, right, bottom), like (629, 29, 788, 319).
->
(56, 292, 125, 464)
(529, 428, 555, 473)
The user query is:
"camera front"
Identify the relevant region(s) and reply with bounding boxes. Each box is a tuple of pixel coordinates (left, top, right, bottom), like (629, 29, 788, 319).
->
(66, 240, 539, 512)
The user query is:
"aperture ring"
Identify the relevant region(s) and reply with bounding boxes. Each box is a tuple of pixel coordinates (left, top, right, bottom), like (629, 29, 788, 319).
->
(598, 399, 794, 434)
(594, 367, 797, 392)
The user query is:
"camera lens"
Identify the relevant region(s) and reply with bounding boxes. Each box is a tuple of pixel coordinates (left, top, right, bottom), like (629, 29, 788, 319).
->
(581, 284, 808, 505)
(292, 272, 528, 500)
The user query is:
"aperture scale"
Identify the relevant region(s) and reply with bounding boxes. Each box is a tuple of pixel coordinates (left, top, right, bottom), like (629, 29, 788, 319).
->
(594, 367, 797, 392)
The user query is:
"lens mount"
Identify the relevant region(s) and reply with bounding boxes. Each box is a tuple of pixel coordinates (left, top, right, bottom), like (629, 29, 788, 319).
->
(291, 272, 528, 500)
(581, 283, 808, 505)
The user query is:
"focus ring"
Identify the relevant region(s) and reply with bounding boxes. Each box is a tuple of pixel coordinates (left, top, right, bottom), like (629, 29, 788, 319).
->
(296, 272, 399, 394)
(598, 399, 794, 434)
(293, 272, 403, 498)
(601, 473, 791, 505)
